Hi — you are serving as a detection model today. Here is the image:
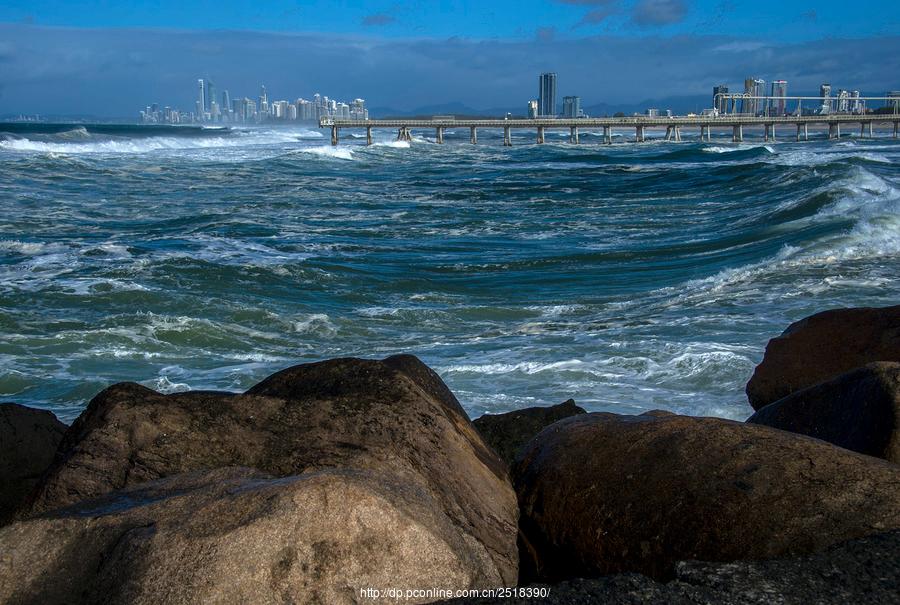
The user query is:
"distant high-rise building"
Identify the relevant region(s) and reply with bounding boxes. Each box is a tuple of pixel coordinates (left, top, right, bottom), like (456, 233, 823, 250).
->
(197, 79, 206, 120)
(538, 72, 557, 118)
(646, 108, 659, 117)
(713, 85, 729, 114)
(742, 78, 765, 115)
(770, 80, 787, 116)
(259, 85, 269, 116)
(527, 100, 538, 119)
(820, 84, 832, 114)
(206, 80, 216, 112)
(562, 96, 581, 118)
(850, 90, 861, 114)
(888, 91, 900, 112)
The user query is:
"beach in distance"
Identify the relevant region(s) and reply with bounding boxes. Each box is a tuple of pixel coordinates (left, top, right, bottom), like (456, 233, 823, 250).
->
(1, 122, 899, 422)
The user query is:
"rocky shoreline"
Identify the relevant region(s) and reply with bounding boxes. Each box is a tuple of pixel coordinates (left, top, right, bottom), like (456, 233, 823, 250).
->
(1, 304, 898, 604)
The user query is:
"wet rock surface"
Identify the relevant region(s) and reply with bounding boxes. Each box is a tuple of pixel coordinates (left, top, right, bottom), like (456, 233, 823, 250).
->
(746, 305, 900, 410)
(0, 403, 66, 526)
(514, 411, 900, 582)
(5, 355, 518, 600)
(748, 362, 900, 463)
(473, 399, 585, 468)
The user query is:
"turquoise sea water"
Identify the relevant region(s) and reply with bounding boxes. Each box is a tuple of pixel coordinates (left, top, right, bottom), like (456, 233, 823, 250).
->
(1, 123, 898, 422)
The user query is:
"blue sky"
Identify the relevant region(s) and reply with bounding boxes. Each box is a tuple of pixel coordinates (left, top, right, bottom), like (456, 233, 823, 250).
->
(1, 1, 898, 115)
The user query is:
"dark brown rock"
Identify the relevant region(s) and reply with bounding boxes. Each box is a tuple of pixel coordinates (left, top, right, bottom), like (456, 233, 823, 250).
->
(473, 399, 586, 468)
(20, 355, 518, 587)
(438, 530, 900, 605)
(515, 411, 900, 583)
(1, 466, 505, 605)
(746, 305, 900, 410)
(748, 362, 900, 463)
(0, 403, 66, 526)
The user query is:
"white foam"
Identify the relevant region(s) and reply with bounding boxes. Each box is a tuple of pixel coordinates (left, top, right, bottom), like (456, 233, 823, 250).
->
(373, 140, 410, 148)
(297, 145, 354, 160)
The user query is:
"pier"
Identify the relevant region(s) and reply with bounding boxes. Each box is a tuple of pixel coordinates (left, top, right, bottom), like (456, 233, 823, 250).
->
(321, 114, 900, 145)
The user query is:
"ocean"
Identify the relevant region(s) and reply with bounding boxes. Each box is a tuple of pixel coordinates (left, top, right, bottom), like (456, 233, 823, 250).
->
(1, 122, 898, 423)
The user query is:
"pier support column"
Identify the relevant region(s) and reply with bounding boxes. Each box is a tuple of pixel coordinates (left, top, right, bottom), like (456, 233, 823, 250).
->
(764, 124, 775, 142)
(331, 125, 338, 146)
(700, 125, 710, 142)
(470, 126, 477, 144)
(636, 126, 645, 142)
(664, 126, 672, 141)
(732, 124, 743, 143)
(828, 123, 840, 140)
(895, 122, 899, 139)
(796, 123, 802, 142)
(570, 126, 579, 144)
(366, 126, 373, 146)
(865, 122, 873, 138)
(436, 126, 444, 144)
(674, 126, 682, 142)
(537, 126, 545, 144)
(603, 126, 612, 144)
(503, 126, 511, 147)
(803, 123, 809, 141)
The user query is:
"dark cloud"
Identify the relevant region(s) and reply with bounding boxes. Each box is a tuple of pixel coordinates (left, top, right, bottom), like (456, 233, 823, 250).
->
(632, 0, 687, 26)
(0, 24, 897, 117)
(362, 13, 395, 27)
(558, 0, 622, 26)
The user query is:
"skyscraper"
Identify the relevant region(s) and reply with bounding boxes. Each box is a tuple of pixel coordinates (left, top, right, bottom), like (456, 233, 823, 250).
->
(206, 80, 216, 112)
(562, 96, 581, 118)
(770, 80, 787, 116)
(538, 73, 557, 118)
(820, 84, 832, 114)
(712, 85, 729, 114)
(259, 85, 269, 116)
(197, 79, 206, 120)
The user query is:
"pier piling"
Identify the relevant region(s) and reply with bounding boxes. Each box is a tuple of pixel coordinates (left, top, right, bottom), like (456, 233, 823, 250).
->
(537, 126, 545, 144)
(570, 126, 579, 144)
(732, 125, 743, 143)
(635, 126, 645, 143)
(331, 125, 338, 146)
(436, 126, 444, 144)
(366, 126, 372, 146)
(470, 126, 477, 145)
(603, 126, 612, 144)
(503, 126, 511, 147)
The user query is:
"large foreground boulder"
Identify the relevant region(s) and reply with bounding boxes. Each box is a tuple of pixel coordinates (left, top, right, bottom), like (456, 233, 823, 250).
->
(473, 399, 585, 468)
(15, 355, 518, 589)
(515, 411, 900, 582)
(748, 362, 900, 463)
(0, 403, 66, 526)
(438, 530, 900, 605)
(0, 467, 501, 605)
(746, 305, 900, 410)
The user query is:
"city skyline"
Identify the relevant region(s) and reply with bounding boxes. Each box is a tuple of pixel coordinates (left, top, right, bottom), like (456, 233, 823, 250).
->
(1, 0, 899, 117)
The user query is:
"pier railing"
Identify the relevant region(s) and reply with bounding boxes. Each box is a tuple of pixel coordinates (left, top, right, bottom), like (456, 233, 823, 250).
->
(319, 113, 900, 145)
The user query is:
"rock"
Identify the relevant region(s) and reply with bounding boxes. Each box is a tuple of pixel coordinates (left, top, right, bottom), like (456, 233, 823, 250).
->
(0, 466, 507, 605)
(20, 355, 518, 587)
(747, 305, 900, 410)
(748, 362, 900, 463)
(0, 403, 66, 526)
(515, 411, 900, 582)
(437, 530, 900, 605)
(473, 399, 586, 468)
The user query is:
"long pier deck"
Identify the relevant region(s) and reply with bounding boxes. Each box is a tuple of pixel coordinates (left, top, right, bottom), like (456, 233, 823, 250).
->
(320, 114, 900, 145)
